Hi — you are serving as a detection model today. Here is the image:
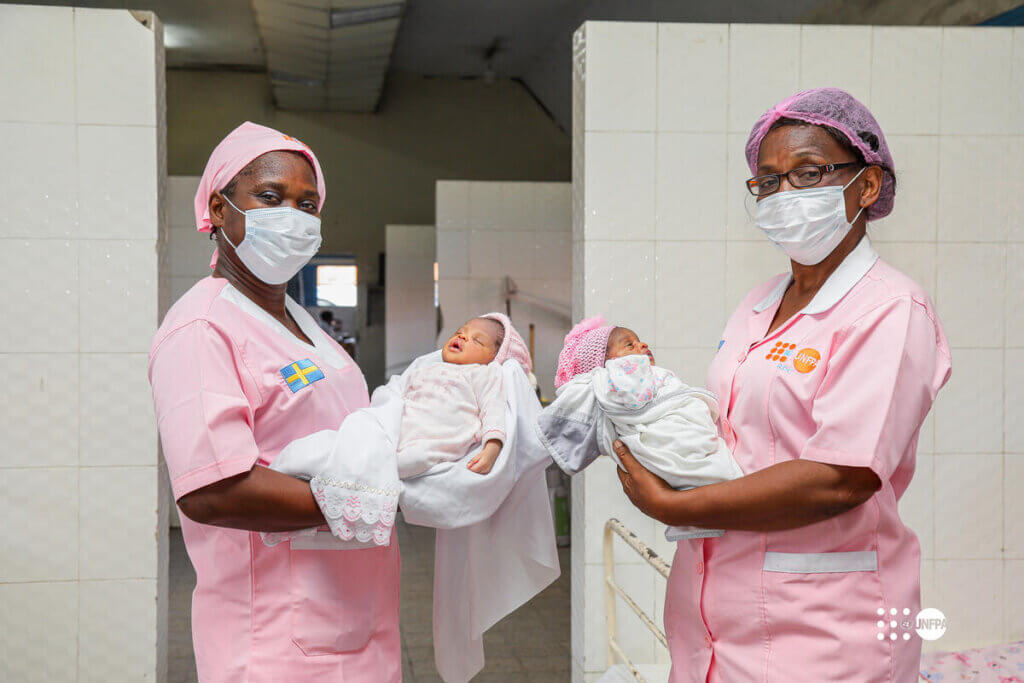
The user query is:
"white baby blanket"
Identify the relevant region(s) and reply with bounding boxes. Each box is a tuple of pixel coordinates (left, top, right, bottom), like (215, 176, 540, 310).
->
(264, 351, 560, 683)
(537, 354, 744, 541)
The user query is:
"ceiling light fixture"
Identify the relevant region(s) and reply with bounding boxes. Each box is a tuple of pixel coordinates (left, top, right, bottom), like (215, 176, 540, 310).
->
(329, 3, 403, 29)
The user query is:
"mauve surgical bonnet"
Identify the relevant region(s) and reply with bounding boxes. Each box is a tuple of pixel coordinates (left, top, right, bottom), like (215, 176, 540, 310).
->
(744, 88, 896, 221)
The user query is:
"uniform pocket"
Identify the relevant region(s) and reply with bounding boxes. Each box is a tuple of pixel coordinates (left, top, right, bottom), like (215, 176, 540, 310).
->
(288, 546, 389, 655)
(761, 550, 894, 683)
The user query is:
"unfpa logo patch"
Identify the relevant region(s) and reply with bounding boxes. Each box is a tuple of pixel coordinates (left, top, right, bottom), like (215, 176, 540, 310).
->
(765, 341, 796, 362)
(766, 342, 821, 374)
(793, 348, 821, 373)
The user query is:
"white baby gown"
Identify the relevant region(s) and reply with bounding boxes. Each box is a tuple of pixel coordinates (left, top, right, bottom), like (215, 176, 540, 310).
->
(537, 354, 744, 541)
(264, 351, 559, 683)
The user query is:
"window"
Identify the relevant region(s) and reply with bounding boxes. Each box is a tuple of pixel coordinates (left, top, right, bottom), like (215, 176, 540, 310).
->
(315, 264, 358, 307)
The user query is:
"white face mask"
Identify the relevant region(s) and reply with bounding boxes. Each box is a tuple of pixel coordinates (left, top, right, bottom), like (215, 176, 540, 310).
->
(754, 167, 866, 266)
(220, 195, 322, 285)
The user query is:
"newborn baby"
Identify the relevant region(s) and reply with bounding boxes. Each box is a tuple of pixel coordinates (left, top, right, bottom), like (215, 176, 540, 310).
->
(537, 316, 743, 540)
(398, 314, 516, 477)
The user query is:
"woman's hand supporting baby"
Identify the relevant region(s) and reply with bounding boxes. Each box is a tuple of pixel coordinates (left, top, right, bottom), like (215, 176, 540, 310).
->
(467, 438, 502, 474)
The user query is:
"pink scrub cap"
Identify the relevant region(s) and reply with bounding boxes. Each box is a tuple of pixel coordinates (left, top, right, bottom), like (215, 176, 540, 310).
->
(480, 312, 533, 374)
(744, 88, 896, 221)
(194, 121, 327, 267)
(554, 315, 616, 389)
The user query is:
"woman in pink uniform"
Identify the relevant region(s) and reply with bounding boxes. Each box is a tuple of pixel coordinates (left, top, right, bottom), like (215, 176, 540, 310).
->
(149, 122, 400, 681)
(613, 88, 952, 682)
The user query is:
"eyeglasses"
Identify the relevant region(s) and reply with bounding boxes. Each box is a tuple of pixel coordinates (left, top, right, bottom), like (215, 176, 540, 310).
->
(745, 162, 861, 197)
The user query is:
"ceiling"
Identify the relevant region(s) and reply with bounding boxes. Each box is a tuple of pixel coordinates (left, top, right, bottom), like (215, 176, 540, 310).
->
(12, 0, 1020, 119)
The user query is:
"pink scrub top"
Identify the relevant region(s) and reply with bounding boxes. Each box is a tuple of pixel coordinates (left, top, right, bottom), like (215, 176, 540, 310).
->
(149, 277, 401, 682)
(664, 237, 951, 682)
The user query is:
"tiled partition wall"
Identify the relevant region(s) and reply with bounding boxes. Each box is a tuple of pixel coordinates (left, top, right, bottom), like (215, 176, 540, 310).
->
(435, 181, 572, 398)
(0, 5, 168, 682)
(385, 224, 437, 377)
(167, 176, 212, 305)
(572, 21, 1024, 680)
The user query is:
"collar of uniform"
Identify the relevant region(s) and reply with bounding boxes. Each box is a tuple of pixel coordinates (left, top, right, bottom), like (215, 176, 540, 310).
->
(751, 236, 879, 315)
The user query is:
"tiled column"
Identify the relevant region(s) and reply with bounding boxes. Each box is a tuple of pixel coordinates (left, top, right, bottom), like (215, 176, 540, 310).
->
(0, 6, 167, 681)
(385, 224, 437, 376)
(573, 19, 1024, 680)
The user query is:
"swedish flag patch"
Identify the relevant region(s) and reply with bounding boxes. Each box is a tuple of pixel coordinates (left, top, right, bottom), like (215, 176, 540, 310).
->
(280, 359, 325, 393)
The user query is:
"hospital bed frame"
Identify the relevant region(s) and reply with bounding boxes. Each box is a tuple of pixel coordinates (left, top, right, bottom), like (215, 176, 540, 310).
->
(603, 518, 672, 683)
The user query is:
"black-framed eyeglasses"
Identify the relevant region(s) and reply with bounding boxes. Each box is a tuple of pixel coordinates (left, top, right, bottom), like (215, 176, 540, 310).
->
(745, 162, 861, 197)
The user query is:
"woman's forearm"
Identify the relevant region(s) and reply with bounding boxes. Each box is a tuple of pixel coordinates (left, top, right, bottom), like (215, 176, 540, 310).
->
(177, 465, 325, 532)
(650, 460, 881, 531)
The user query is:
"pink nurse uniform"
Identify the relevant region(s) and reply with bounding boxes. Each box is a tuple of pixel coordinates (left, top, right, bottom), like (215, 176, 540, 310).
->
(149, 276, 401, 682)
(664, 237, 951, 682)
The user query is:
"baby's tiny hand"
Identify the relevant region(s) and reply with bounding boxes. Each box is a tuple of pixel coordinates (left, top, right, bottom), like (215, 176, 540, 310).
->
(467, 440, 502, 475)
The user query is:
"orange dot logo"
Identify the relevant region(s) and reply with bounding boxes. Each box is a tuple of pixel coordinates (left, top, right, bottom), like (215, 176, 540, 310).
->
(767, 341, 796, 362)
(793, 348, 820, 373)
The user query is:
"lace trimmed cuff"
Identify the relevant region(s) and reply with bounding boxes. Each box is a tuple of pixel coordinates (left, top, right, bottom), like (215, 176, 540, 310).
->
(310, 474, 400, 547)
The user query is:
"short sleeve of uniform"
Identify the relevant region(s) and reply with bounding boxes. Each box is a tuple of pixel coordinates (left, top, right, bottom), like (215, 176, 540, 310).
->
(149, 320, 263, 500)
(800, 295, 951, 482)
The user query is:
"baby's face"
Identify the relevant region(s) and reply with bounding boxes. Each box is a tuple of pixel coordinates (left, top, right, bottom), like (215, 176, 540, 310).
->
(442, 318, 502, 365)
(605, 327, 655, 365)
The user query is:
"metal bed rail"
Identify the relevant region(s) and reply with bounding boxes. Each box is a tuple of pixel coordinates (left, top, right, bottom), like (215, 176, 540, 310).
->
(603, 518, 672, 683)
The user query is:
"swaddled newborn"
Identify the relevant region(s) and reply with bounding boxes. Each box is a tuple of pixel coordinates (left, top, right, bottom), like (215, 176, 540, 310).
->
(538, 315, 743, 540)
(398, 315, 514, 477)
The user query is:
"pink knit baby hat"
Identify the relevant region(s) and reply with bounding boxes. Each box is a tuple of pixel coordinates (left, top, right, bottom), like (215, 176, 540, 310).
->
(554, 315, 616, 389)
(481, 312, 533, 374)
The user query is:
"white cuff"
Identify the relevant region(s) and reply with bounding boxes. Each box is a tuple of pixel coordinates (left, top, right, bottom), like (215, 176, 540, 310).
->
(311, 474, 400, 547)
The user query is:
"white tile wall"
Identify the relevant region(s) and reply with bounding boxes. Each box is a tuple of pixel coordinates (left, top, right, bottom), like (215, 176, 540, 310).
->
(79, 467, 159, 579)
(940, 27, 1014, 136)
(0, 123, 79, 238)
(584, 133, 656, 241)
(0, 468, 79, 582)
(727, 24, 800, 134)
(0, 582, 79, 681)
(385, 225, 436, 377)
(74, 8, 157, 126)
(0, 353, 79, 467)
(78, 125, 160, 239)
(0, 5, 76, 124)
(870, 28, 942, 135)
(575, 20, 1023, 677)
(799, 26, 872, 105)
(654, 241, 726, 348)
(79, 239, 159, 352)
(656, 24, 728, 133)
(1007, 244, 1024, 349)
(0, 239, 79, 352)
(937, 137, 1011, 243)
(871, 135, 939, 243)
(1005, 559, 1024, 641)
(0, 7, 165, 682)
(436, 181, 571, 398)
(583, 22, 656, 133)
(933, 454, 1003, 559)
(78, 579, 158, 682)
(1007, 349, 1024, 456)
(1004, 455, 1024, 558)
(933, 560, 1004, 650)
(656, 133, 728, 240)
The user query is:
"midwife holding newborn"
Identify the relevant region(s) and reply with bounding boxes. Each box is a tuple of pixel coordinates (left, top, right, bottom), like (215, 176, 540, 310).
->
(608, 89, 952, 681)
(148, 122, 401, 681)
